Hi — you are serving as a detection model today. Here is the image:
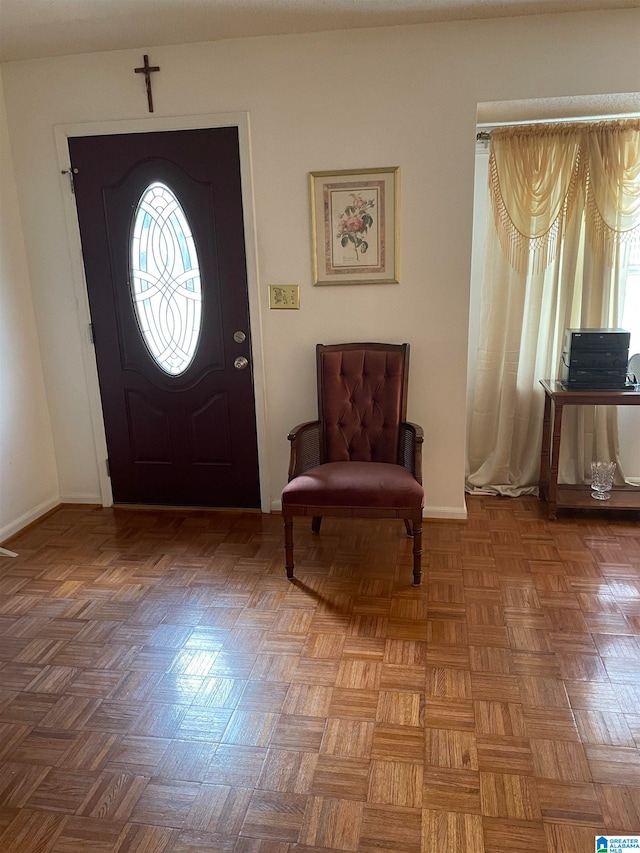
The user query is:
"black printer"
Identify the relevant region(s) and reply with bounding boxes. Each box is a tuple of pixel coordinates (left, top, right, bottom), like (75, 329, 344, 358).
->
(560, 328, 630, 389)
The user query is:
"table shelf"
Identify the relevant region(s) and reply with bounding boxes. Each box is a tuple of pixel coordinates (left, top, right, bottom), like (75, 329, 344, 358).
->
(539, 380, 640, 519)
(554, 484, 640, 512)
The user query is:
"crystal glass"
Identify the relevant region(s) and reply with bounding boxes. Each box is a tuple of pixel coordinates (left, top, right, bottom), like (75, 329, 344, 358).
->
(590, 461, 616, 501)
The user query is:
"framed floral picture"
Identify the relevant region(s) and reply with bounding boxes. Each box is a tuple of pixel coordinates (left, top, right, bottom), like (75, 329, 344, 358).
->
(309, 167, 400, 285)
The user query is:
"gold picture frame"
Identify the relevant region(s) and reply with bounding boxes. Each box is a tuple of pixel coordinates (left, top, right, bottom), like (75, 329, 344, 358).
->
(309, 167, 400, 285)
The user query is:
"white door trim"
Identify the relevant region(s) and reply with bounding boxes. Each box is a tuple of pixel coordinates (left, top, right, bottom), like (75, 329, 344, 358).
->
(54, 112, 270, 512)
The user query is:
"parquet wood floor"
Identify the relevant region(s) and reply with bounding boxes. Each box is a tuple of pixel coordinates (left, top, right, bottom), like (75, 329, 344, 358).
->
(0, 496, 638, 851)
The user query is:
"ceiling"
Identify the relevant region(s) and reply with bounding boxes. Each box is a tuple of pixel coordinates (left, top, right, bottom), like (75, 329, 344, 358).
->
(0, 0, 638, 63)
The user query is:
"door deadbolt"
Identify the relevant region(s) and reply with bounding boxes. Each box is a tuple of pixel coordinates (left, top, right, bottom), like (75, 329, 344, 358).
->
(234, 356, 249, 370)
(233, 331, 246, 344)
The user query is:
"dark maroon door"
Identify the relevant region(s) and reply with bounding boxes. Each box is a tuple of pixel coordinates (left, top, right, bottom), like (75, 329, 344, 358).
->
(69, 127, 260, 507)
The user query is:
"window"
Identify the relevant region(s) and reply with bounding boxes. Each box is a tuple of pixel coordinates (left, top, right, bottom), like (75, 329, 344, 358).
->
(467, 119, 640, 491)
(130, 182, 202, 375)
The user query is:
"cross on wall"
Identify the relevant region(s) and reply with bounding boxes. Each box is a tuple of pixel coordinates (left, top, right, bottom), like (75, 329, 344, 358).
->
(134, 55, 160, 113)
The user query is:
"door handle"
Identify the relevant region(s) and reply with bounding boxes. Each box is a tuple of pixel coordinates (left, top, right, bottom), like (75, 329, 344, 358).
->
(234, 356, 249, 370)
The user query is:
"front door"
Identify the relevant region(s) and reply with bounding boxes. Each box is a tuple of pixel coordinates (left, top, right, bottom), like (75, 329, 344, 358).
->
(69, 127, 260, 507)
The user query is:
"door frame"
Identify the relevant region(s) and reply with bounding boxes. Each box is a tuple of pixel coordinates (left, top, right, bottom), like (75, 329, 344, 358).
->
(54, 112, 271, 512)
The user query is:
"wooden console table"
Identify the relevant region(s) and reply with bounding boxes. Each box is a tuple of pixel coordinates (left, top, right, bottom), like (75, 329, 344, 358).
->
(539, 379, 640, 519)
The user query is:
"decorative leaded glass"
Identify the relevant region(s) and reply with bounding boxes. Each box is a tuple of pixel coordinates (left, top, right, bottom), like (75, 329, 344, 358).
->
(130, 182, 202, 375)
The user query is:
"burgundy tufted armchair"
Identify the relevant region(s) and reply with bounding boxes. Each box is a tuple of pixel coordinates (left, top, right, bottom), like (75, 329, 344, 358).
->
(281, 342, 425, 585)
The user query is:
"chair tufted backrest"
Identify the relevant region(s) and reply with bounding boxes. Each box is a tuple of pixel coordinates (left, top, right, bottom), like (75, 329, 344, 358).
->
(317, 343, 409, 464)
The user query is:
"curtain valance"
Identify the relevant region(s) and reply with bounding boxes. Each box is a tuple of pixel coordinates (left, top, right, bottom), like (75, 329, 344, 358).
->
(489, 119, 640, 273)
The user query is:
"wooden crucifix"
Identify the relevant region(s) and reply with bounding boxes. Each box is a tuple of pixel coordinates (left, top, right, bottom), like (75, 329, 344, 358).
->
(134, 55, 160, 113)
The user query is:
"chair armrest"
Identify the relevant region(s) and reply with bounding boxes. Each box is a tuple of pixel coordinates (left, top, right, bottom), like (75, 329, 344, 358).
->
(287, 420, 321, 480)
(399, 421, 424, 484)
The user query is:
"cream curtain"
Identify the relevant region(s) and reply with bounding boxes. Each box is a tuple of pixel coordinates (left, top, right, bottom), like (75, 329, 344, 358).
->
(467, 120, 640, 496)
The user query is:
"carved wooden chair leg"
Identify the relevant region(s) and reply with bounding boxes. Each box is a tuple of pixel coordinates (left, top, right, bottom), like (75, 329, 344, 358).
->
(412, 515, 423, 586)
(283, 513, 295, 579)
(404, 519, 413, 538)
(311, 516, 322, 533)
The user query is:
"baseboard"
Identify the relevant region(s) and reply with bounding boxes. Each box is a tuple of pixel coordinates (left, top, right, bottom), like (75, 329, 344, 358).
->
(423, 504, 468, 520)
(58, 492, 103, 504)
(0, 495, 61, 547)
(270, 498, 468, 521)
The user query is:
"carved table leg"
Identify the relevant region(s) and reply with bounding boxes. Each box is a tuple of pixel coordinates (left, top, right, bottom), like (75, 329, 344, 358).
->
(548, 401, 563, 521)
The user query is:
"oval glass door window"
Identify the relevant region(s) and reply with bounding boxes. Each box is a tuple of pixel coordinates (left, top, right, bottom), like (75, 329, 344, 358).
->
(130, 181, 202, 375)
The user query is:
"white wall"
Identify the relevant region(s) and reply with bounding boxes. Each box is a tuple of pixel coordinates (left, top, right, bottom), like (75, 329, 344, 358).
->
(0, 72, 59, 542)
(2, 10, 639, 519)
